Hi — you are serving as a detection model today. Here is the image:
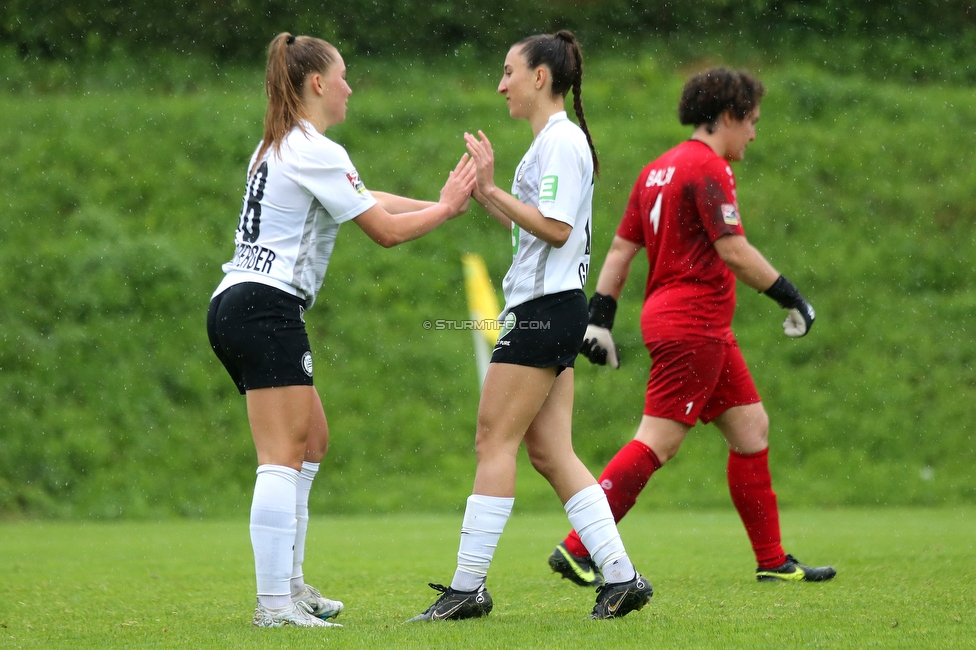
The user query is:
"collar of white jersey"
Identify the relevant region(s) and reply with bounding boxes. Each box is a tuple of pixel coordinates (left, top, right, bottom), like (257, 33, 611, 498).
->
(297, 118, 321, 136)
(536, 111, 569, 139)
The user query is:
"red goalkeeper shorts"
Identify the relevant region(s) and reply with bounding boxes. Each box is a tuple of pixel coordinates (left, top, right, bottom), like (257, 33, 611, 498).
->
(643, 338, 761, 425)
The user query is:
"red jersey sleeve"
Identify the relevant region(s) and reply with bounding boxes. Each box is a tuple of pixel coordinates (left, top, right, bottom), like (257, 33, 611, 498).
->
(692, 158, 746, 242)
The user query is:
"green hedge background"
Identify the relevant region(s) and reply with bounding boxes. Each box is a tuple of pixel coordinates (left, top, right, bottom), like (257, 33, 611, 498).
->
(4, 0, 976, 84)
(1, 4, 974, 518)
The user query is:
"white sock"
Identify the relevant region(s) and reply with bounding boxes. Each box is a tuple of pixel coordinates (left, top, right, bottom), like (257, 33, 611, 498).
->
(564, 484, 636, 584)
(290, 461, 319, 598)
(250, 464, 300, 609)
(451, 494, 514, 592)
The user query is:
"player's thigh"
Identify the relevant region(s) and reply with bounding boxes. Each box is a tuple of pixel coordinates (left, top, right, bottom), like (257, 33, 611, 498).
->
(699, 341, 762, 422)
(477, 362, 557, 455)
(246, 384, 316, 469)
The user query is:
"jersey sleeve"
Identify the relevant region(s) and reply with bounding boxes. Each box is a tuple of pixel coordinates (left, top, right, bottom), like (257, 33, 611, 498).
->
(534, 127, 589, 226)
(693, 158, 745, 242)
(298, 142, 377, 224)
(615, 167, 650, 245)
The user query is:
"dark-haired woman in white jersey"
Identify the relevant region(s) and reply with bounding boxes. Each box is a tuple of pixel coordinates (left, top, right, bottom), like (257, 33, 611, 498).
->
(409, 30, 651, 622)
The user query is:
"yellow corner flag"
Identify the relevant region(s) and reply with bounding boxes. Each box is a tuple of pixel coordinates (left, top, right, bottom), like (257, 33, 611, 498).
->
(461, 253, 502, 387)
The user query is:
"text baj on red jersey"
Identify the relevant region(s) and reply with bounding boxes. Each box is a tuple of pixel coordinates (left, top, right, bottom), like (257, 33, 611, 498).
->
(616, 140, 746, 343)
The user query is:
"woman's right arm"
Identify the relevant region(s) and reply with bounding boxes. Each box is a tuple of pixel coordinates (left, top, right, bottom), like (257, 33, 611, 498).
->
(352, 154, 475, 248)
(370, 191, 435, 215)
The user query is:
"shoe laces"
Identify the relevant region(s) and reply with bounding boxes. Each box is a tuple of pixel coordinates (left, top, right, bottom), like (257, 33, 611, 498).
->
(428, 583, 450, 595)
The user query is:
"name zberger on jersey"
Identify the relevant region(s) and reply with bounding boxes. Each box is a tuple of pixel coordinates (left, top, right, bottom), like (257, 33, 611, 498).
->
(231, 241, 277, 274)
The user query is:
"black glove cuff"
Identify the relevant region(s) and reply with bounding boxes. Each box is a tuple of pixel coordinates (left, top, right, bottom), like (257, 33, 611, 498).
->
(588, 292, 617, 329)
(763, 275, 804, 310)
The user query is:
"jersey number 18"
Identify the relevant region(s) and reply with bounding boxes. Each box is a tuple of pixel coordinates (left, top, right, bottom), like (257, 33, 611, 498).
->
(239, 162, 268, 243)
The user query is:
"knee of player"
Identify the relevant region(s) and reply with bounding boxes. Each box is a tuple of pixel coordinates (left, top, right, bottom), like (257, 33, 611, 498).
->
(754, 409, 770, 442)
(654, 444, 680, 465)
(525, 445, 555, 478)
(736, 411, 770, 452)
(473, 423, 504, 459)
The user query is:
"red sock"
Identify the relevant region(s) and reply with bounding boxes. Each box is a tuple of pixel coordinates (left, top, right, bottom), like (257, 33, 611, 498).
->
(727, 448, 787, 569)
(564, 440, 662, 557)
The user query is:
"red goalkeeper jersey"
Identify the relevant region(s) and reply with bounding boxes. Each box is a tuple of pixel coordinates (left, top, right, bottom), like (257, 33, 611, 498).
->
(616, 140, 746, 343)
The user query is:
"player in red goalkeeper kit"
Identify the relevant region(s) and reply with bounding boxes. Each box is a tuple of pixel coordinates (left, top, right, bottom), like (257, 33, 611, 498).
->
(548, 67, 836, 586)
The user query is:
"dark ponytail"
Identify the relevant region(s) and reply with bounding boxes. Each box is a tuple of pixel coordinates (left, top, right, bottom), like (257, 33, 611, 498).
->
(517, 30, 599, 177)
(251, 32, 338, 178)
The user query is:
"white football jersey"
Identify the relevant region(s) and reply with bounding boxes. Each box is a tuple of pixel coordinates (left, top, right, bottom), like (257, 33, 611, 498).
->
(212, 121, 377, 307)
(501, 112, 593, 316)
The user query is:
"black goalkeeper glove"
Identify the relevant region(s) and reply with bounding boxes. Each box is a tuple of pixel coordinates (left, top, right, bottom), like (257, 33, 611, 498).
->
(579, 292, 621, 368)
(763, 275, 815, 337)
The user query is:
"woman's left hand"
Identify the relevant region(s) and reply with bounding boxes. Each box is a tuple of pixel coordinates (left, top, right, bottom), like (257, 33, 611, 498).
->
(464, 131, 497, 197)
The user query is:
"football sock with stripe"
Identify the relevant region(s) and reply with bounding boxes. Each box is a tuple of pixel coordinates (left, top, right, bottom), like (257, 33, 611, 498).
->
(451, 494, 514, 592)
(250, 464, 300, 609)
(290, 461, 319, 597)
(727, 448, 787, 570)
(564, 440, 661, 557)
(564, 484, 635, 584)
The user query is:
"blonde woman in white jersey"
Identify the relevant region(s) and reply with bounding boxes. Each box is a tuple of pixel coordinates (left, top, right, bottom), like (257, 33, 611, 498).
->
(409, 30, 652, 622)
(206, 32, 475, 629)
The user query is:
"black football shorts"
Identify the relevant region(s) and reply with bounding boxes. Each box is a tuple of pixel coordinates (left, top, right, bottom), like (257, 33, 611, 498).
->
(490, 289, 587, 372)
(207, 282, 314, 394)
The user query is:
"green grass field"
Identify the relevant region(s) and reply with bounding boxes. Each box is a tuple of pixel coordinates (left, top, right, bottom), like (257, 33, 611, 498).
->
(2, 507, 973, 648)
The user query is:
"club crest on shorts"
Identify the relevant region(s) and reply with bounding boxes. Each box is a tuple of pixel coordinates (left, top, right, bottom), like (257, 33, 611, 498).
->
(499, 312, 517, 341)
(494, 313, 516, 350)
(301, 351, 313, 377)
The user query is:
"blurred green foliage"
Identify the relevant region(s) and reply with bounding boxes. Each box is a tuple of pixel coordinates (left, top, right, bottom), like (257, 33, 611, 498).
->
(0, 48, 974, 518)
(3, 1, 976, 83)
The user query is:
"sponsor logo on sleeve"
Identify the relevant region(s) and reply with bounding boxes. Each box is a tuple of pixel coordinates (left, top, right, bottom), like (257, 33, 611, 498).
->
(539, 175, 559, 201)
(346, 170, 366, 194)
(721, 203, 740, 225)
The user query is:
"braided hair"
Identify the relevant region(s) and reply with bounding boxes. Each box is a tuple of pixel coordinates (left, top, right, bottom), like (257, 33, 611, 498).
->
(516, 30, 599, 177)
